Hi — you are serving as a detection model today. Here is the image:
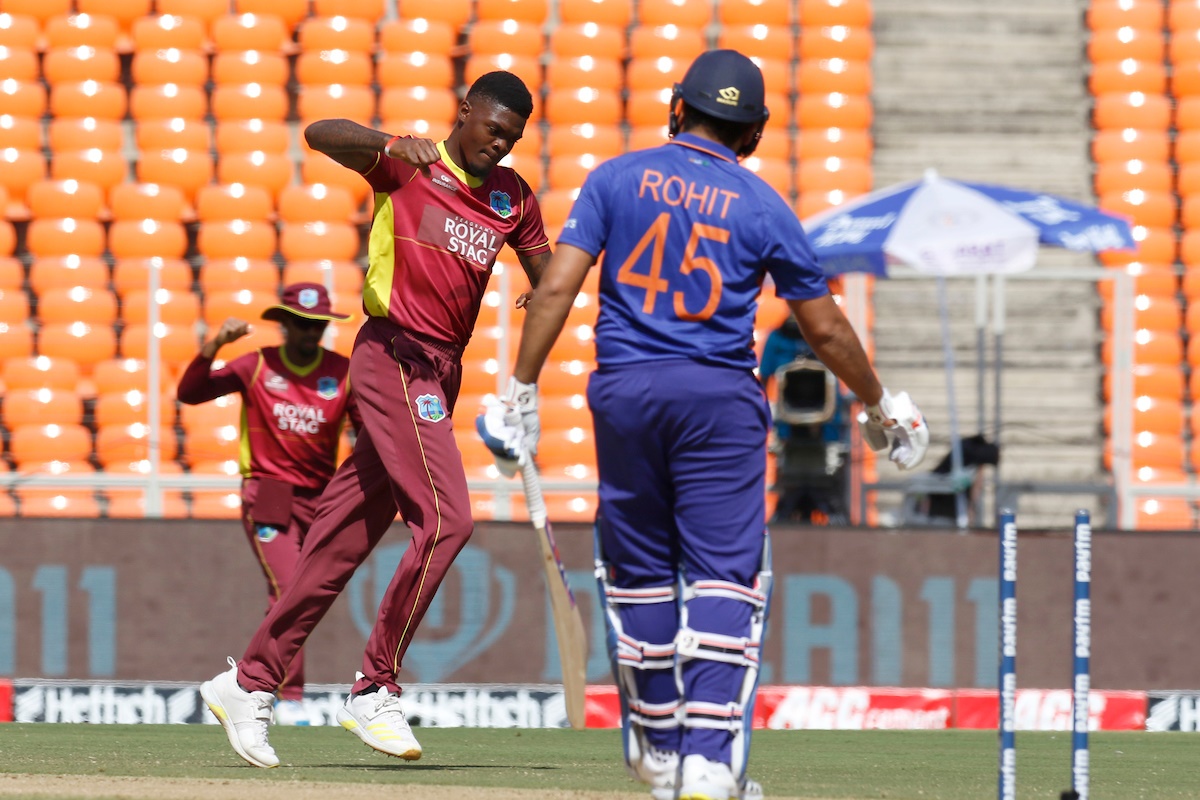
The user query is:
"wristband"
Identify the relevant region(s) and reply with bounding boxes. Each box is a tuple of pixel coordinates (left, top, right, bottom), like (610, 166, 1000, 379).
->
(383, 134, 403, 156)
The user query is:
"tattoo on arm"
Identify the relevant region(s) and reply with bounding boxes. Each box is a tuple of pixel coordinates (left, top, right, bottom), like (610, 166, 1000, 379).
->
(303, 118, 391, 172)
(520, 251, 553, 288)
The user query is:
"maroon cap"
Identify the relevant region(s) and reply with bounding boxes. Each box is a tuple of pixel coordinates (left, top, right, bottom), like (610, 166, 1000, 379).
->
(261, 282, 351, 323)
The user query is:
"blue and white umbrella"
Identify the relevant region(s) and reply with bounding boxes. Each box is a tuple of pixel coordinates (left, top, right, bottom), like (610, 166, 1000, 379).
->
(802, 169, 1136, 277)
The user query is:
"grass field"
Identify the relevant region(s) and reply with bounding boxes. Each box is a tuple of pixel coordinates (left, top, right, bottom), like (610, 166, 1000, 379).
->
(0, 725, 1194, 799)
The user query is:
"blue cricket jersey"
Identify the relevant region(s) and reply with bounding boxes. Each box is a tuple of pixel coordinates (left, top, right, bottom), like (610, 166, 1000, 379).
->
(558, 132, 829, 370)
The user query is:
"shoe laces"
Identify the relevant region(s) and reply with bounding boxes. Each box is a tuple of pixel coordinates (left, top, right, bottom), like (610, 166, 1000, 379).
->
(371, 688, 406, 721)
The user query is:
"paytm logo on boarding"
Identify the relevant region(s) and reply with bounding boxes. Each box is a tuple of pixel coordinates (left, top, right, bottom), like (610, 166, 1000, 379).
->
(418, 206, 502, 266)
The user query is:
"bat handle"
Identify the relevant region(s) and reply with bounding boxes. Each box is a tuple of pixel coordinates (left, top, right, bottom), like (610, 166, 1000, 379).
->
(521, 460, 547, 529)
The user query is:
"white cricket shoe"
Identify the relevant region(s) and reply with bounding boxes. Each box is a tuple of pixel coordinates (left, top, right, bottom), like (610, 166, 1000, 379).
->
(335, 676, 422, 760)
(678, 754, 741, 800)
(636, 745, 679, 800)
(274, 699, 311, 726)
(200, 657, 279, 769)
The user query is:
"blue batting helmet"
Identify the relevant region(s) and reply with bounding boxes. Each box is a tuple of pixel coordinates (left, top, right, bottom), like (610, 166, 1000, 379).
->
(672, 49, 770, 125)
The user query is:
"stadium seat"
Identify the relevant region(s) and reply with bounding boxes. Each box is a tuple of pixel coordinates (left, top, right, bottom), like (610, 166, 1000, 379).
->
(211, 50, 289, 86)
(477, 0, 549, 22)
(1105, 225, 1175, 265)
(1102, 328, 1184, 365)
(377, 87, 459, 129)
(211, 13, 289, 52)
(637, 0, 710, 27)
(0, 148, 46, 210)
(1089, 59, 1168, 95)
(51, 148, 128, 194)
(1090, 26, 1165, 63)
(547, 123, 622, 159)
(200, 257, 279, 293)
(120, 322, 199, 365)
(795, 156, 873, 195)
(106, 486, 189, 519)
(278, 183, 357, 223)
(3, 355, 81, 393)
(3, 387, 84, 427)
(135, 118, 211, 154)
(626, 56, 688, 93)
(110, 182, 189, 222)
(0, 13, 41, 50)
(379, 17, 456, 53)
(0, 320, 32, 360)
(216, 150, 295, 198)
(279, 221, 360, 261)
(1099, 189, 1177, 227)
(36, 285, 117, 325)
(798, 25, 875, 60)
(1107, 395, 1186, 437)
(1105, 363, 1186, 401)
(720, 0, 792, 25)
(1092, 92, 1173, 130)
(37, 321, 118, 372)
(131, 48, 208, 87)
(215, 119, 291, 155)
(301, 151, 371, 205)
(49, 80, 127, 121)
(94, 389, 176, 427)
(178, 394, 240, 433)
(0, 255, 17, 289)
(27, 179, 105, 221)
(197, 219, 278, 260)
(377, 51, 455, 90)
(44, 13, 120, 49)
(210, 83, 289, 121)
(628, 24, 706, 60)
(15, 488, 101, 518)
(298, 16, 375, 53)
(467, 18, 545, 58)
(110, 219, 189, 260)
(131, 14, 207, 51)
(1093, 128, 1170, 163)
(43, 46, 121, 84)
(136, 148, 214, 202)
(0, 79, 47, 118)
(122, 288, 200, 326)
(465, 53, 543, 91)
(624, 88, 675, 127)
(189, 490, 243, 519)
(296, 49, 373, 86)
(282, 260, 364, 296)
(296, 84, 376, 125)
(214, 322, 282, 360)
(9, 423, 92, 464)
(203, 289, 278, 329)
(1091, 0, 1163, 30)
(1096, 263, 1178, 300)
(1133, 497, 1193, 531)
(796, 92, 873, 129)
(1102, 293, 1183, 333)
(800, 0, 872, 26)
(798, 58, 871, 95)
(183, 422, 241, 463)
(195, 183, 274, 222)
(235, 0, 309, 30)
(26, 218, 106, 258)
(76, 0, 152, 34)
(718, 24, 796, 62)
(312, 0, 385, 21)
(0, 113, 40, 151)
(545, 55, 623, 93)
(95, 423, 179, 465)
(111, 257, 193, 298)
(156, 0, 226, 30)
(549, 22, 625, 60)
(544, 87, 622, 127)
(48, 117, 124, 155)
(0, 287, 30, 323)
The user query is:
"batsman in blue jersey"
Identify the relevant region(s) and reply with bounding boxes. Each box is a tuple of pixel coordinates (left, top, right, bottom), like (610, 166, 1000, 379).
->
(489, 50, 929, 799)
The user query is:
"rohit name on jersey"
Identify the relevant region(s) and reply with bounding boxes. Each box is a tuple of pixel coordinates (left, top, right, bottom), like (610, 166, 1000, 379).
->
(273, 402, 328, 434)
(638, 169, 740, 220)
(419, 207, 501, 265)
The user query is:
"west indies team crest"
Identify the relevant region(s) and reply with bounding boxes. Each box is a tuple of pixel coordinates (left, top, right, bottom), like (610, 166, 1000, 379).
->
(316, 376, 339, 400)
(416, 393, 447, 422)
(489, 190, 513, 218)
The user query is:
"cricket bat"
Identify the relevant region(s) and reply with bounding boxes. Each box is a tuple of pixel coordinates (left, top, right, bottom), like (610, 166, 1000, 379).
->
(520, 459, 588, 730)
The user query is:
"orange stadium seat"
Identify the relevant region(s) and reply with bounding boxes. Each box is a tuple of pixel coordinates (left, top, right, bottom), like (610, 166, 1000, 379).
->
(467, 18, 545, 57)
(130, 48, 208, 87)
(0, 287, 30, 323)
(37, 285, 117, 325)
(9, 423, 92, 464)
(400, 1, 472, 29)
(51, 147, 128, 193)
(110, 182, 189, 222)
(558, 0, 631, 26)
(795, 156, 872, 195)
(3, 355, 81, 392)
(216, 150, 295, 198)
(211, 13, 289, 53)
(1102, 328, 1183, 365)
(27, 179, 105, 220)
(43, 45, 120, 84)
(742, 156, 793, 197)
(3, 387, 84, 427)
(547, 123, 622, 158)
(28, 255, 108, 295)
(131, 14, 207, 51)
(0, 321, 33, 360)
(1169, 28, 1200, 64)
(302, 152, 371, 205)
(296, 49, 373, 86)
(0, 257, 24, 289)
(178, 395, 240, 432)
(1089, 59, 1167, 95)
(544, 87, 622, 127)
(76, 0, 152, 34)
(211, 51, 289, 86)
(638, 0, 710, 27)
(213, 321, 283, 360)
(0, 148, 46, 209)
(135, 118, 212, 152)
(94, 389, 176, 428)
(120, 322, 200, 365)
(198, 220, 279, 261)
(156, 0, 227, 30)
(477, 0, 549, 22)
(182, 422, 241, 464)
(796, 92, 873, 129)
(296, 83, 376, 124)
(545, 55, 623, 92)
(25, 218, 106, 259)
(1090, 26, 1165, 63)
(279, 221, 360, 261)
(377, 51, 455, 90)
(1099, 189, 1177, 228)
(720, 0, 791, 25)
(1093, 92, 1172, 130)
(215, 119, 291, 155)
(377, 87, 459, 127)
(15, 488, 101, 518)
(0, 217, 10, 253)
(135, 148, 214, 202)
(0, 114, 40, 150)
(210, 83, 289, 121)
(465, 53, 543, 90)
(1097, 262, 1178, 300)
(0, 79, 47, 118)
(798, 58, 871, 95)
(201, 257, 279, 293)
(312, 0, 385, 21)
(298, 15, 376, 53)
(1101, 293, 1183, 332)
(796, 127, 872, 160)
(1094, 128, 1170, 162)
(195, 183, 274, 221)
(0, 13, 41, 50)
(625, 88, 675, 127)
(800, 0, 872, 26)
(43, 13, 120, 49)
(49, 116, 124, 154)
(626, 56, 687, 92)
(1133, 497, 1193, 531)
(1105, 363, 1186, 402)
(203, 289, 278, 329)
(38, 321, 118, 372)
(109, 219, 189, 260)
(379, 18, 456, 54)
(189, 490, 243, 519)
(629, 24, 706, 60)
(278, 183, 357, 222)
(550, 22, 625, 59)
(95, 423, 179, 466)
(798, 25, 875, 60)
(719, 24, 795, 62)
(111, 257, 193, 298)
(282, 260, 364, 295)
(1104, 431, 1184, 470)
(122, 287, 201, 326)
(1092, 0, 1164, 30)
(235, 0, 309, 31)
(1095, 159, 1174, 194)
(499, 151, 543, 191)
(49, 80, 127, 120)
(106, 487, 189, 520)
(1099, 225, 1173, 265)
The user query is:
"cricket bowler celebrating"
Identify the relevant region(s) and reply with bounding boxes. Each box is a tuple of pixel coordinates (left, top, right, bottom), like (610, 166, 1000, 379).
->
(488, 50, 929, 799)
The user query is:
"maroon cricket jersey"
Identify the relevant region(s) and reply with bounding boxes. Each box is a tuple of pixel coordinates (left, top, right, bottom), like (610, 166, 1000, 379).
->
(358, 140, 551, 349)
(177, 347, 362, 490)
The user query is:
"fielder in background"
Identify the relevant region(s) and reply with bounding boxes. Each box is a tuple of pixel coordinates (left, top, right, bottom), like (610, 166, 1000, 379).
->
(178, 282, 362, 727)
(491, 50, 929, 800)
(200, 71, 552, 769)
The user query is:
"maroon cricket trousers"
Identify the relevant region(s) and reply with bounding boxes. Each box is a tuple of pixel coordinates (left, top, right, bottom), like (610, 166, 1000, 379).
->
(237, 316, 473, 696)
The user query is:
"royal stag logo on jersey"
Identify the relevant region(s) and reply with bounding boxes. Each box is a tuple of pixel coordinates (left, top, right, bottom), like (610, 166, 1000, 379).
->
(316, 376, 339, 400)
(416, 393, 447, 423)
(489, 190, 513, 219)
(418, 206, 502, 267)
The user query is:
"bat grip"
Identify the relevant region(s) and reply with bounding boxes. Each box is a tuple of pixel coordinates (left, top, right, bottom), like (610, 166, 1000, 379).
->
(521, 460, 547, 528)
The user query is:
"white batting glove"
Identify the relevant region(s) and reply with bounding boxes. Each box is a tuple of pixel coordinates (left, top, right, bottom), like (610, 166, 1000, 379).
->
(476, 395, 522, 477)
(501, 376, 540, 462)
(857, 389, 930, 471)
